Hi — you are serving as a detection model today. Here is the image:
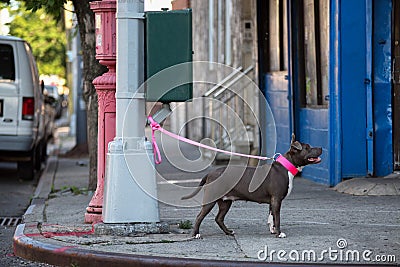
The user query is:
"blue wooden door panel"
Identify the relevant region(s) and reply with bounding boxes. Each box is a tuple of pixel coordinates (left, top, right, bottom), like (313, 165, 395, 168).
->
(264, 72, 291, 155)
(373, 0, 393, 176)
(339, 0, 368, 178)
(298, 108, 329, 184)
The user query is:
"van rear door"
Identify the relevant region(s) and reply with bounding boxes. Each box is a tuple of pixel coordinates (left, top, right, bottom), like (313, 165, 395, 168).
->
(0, 43, 18, 135)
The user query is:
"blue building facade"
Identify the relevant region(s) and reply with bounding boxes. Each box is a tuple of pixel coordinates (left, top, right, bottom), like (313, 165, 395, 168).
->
(257, 0, 400, 186)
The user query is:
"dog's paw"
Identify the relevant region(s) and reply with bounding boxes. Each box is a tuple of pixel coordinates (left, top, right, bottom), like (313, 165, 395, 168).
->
(227, 230, 235, 236)
(194, 233, 202, 239)
(277, 232, 286, 238)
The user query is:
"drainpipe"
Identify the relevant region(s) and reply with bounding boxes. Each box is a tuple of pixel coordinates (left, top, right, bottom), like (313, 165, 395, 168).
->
(329, 0, 342, 186)
(102, 0, 159, 223)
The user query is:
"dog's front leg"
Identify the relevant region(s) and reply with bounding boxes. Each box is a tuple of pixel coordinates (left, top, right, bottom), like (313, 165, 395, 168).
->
(267, 207, 276, 234)
(271, 197, 286, 238)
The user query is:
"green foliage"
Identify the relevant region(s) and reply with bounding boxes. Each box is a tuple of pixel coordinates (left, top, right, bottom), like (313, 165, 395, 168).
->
(178, 220, 193, 229)
(60, 185, 88, 195)
(0, 0, 66, 20)
(7, 1, 66, 77)
(23, 0, 66, 21)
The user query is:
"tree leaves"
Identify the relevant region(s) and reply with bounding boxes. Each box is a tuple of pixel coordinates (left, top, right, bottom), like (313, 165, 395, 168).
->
(23, 0, 67, 21)
(7, 1, 66, 77)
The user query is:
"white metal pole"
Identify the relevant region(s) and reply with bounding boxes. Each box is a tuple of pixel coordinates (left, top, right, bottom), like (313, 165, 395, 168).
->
(102, 0, 159, 223)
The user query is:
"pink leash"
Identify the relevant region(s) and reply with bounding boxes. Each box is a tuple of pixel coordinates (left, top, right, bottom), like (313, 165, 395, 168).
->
(148, 116, 274, 163)
(148, 116, 298, 175)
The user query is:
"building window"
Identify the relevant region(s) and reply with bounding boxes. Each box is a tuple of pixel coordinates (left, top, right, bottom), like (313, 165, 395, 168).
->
(259, 0, 288, 73)
(298, 0, 329, 107)
(269, 0, 288, 72)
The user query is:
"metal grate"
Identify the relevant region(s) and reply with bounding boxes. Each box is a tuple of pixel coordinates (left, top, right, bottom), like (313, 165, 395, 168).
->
(0, 217, 22, 226)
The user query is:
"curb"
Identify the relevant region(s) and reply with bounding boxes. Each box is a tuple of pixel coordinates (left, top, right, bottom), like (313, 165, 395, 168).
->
(33, 156, 58, 200)
(14, 222, 388, 267)
(21, 156, 58, 226)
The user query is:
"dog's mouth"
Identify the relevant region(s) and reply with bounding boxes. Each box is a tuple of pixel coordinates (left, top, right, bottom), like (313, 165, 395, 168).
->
(308, 157, 321, 164)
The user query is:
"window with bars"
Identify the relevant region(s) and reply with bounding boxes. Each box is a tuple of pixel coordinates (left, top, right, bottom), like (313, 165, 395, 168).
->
(259, 0, 288, 73)
(297, 0, 329, 107)
(269, 0, 288, 72)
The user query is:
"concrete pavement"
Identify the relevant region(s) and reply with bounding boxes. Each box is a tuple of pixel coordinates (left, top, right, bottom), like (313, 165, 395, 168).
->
(13, 132, 400, 266)
(334, 174, 400, 196)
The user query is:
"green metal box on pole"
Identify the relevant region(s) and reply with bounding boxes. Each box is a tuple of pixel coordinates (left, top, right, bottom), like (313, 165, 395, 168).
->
(145, 9, 193, 103)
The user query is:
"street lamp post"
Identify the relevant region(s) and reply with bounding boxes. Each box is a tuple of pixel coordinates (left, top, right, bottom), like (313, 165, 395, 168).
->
(102, 0, 159, 223)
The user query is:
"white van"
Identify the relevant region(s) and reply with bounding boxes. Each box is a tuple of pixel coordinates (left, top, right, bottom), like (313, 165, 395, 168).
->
(0, 35, 54, 180)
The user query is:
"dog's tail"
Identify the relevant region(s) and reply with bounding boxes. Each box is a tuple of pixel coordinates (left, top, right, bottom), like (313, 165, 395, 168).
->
(181, 175, 208, 200)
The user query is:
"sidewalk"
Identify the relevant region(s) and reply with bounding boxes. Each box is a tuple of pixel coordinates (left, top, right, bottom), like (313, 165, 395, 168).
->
(13, 132, 399, 266)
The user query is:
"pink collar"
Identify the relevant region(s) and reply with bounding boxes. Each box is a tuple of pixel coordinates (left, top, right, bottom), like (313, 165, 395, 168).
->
(276, 155, 298, 176)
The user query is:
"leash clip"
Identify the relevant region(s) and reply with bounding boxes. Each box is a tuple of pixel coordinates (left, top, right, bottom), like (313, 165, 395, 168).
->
(273, 153, 281, 161)
(148, 116, 162, 164)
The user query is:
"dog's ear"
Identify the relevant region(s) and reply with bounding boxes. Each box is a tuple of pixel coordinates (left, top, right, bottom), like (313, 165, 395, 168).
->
(291, 141, 302, 151)
(291, 133, 296, 144)
(290, 133, 302, 150)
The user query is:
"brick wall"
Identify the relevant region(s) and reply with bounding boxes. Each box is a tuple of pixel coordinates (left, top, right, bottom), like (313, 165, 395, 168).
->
(171, 0, 190, 10)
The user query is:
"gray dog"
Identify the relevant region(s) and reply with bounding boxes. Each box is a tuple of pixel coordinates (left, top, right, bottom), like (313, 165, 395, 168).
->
(181, 135, 322, 238)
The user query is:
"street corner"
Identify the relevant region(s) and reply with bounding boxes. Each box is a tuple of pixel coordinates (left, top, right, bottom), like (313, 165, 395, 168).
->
(11, 219, 196, 267)
(93, 221, 170, 236)
(43, 223, 194, 248)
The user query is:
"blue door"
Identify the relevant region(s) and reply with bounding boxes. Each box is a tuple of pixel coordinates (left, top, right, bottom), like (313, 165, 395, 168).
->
(257, 0, 292, 157)
(373, 0, 394, 176)
(290, 0, 329, 184)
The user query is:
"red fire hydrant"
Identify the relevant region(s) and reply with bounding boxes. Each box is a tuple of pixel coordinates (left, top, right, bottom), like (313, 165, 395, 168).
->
(85, 0, 116, 223)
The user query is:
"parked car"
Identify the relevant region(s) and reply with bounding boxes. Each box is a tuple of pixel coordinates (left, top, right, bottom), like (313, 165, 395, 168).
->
(0, 35, 55, 180)
(43, 84, 62, 119)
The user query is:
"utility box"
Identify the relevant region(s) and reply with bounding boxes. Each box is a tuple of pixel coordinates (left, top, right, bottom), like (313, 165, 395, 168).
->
(145, 9, 193, 103)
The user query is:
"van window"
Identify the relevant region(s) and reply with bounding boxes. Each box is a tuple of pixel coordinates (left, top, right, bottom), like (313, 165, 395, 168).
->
(0, 44, 16, 81)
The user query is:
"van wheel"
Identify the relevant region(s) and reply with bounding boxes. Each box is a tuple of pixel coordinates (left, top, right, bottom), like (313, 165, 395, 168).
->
(18, 155, 35, 181)
(34, 143, 43, 171)
(41, 141, 48, 163)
